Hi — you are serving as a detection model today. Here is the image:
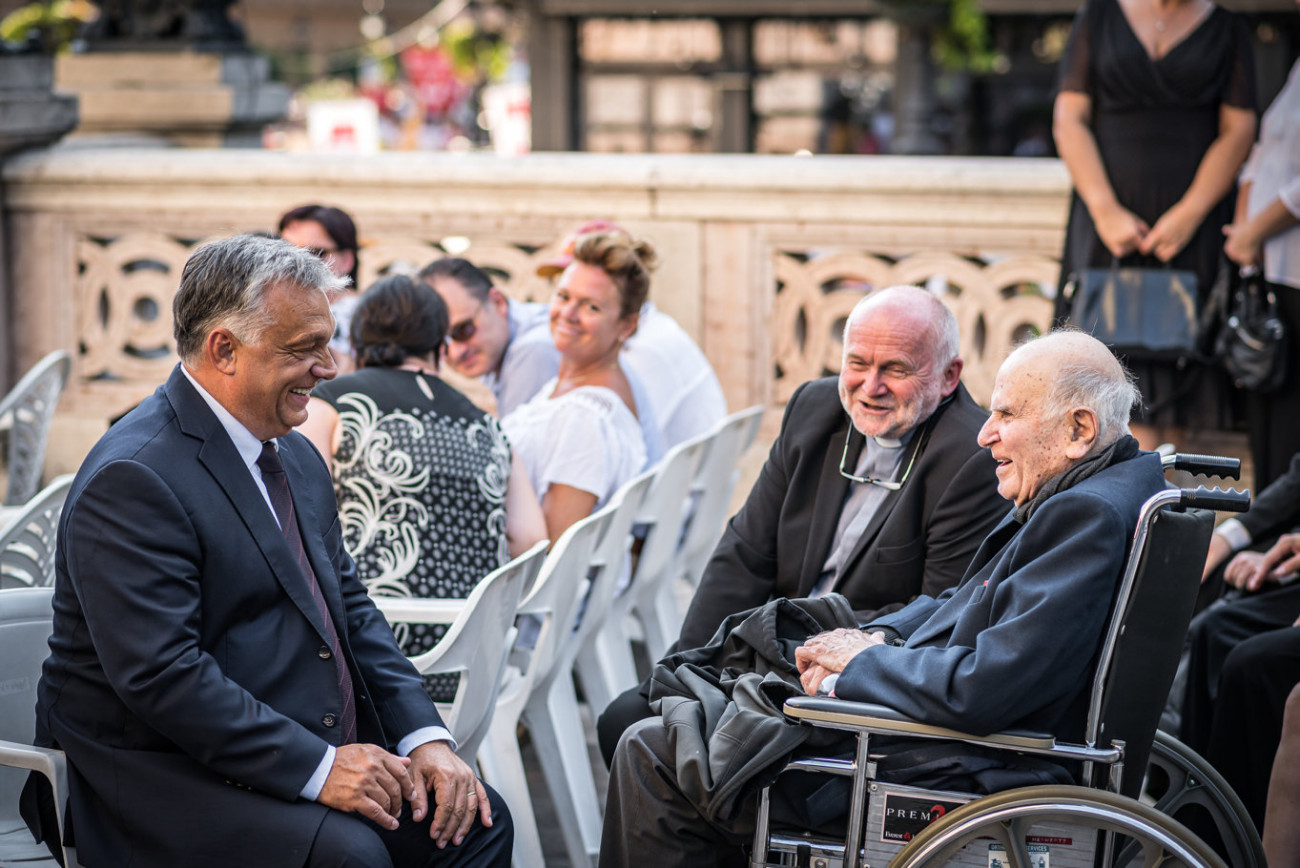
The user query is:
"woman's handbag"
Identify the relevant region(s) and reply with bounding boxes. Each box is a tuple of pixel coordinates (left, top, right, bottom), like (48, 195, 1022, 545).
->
(1203, 263, 1288, 392)
(1062, 264, 1200, 361)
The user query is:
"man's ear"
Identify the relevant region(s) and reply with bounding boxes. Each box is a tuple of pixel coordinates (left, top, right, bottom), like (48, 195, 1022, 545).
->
(208, 328, 239, 375)
(940, 358, 964, 396)
(1065, 407, 1100, 458)
(488, 286, 510, 318)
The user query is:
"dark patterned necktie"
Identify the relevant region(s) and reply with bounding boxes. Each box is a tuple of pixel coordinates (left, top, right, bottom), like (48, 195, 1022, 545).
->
(257, 441, 357, 744)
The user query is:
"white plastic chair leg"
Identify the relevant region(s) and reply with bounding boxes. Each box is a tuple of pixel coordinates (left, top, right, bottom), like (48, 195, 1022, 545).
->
(522, 675, 602, 866)
(476, 735, 545, 868)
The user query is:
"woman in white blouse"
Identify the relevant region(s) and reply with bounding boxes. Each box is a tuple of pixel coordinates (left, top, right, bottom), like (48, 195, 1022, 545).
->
(1223, 55, 1300, 489)
(501, 230, 651, 540)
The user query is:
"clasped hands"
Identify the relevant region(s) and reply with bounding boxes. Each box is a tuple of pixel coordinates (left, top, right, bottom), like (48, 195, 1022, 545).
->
(318, 741, 491, 848)
(1222, 533, 1300, 601)
(1094, 200, 1200, 263)
(795, 627, 887, 696)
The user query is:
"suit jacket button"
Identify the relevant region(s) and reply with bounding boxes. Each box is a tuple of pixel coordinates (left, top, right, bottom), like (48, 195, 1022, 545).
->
(322, 713, 337, 727)
(319, 645, 332, 659)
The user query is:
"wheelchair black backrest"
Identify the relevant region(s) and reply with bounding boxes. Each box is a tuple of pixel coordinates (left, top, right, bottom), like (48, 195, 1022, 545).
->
(1088, 503, 1214, 798)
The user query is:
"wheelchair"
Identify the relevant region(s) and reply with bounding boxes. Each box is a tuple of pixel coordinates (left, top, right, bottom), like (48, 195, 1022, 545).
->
(749, 454, 1251, 868)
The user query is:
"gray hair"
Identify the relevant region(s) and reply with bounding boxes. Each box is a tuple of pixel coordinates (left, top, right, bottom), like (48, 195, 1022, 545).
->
(1024, 329, 1141, 443)
(843, 286, 961, 369)
(173, 234, 348, 364)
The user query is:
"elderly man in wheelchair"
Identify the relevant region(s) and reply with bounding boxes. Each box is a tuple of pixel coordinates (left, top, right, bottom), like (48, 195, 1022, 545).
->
(600, 329, 1249, 868)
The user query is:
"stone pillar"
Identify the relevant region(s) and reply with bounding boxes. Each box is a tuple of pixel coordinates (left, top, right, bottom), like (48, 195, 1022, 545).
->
(55, 51, 289, 147)
(51, 1, 288, 147)
(891, 24, 943, 155)
(527, 6, 576, 151)
(0, 53, 78, 391)
(716, 19, 754, 154)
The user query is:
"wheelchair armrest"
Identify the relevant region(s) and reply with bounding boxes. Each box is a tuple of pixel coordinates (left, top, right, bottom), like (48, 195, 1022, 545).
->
(783, 696, 1059, 752)
(371, 597, 467, 625)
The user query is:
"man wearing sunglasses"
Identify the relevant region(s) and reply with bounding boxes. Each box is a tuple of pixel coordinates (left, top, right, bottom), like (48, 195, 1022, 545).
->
(595, 284, 1006, 763)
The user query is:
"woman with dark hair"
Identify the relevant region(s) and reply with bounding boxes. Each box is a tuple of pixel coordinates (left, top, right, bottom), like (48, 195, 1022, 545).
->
(501, 229, 649, 540)
(299, 275, 545, 699)
(279, 203, 362, 373)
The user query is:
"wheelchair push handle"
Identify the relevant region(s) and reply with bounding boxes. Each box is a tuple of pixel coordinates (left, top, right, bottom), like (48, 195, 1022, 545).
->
(1180, 486, 1251, 513)
(1161, 453, 1241, 479)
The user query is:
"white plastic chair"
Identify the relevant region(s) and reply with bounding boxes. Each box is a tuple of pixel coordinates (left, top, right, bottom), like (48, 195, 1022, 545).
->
(571, 471, 655, 719)
(0, 351, 71, 507)
(477, 504, 617, 868)
(0, 475, 74, 590)
(0, 587, 79, 868)
(675, 404, 764, 591)
(583, 437, 707, 700)
(371, 540, 547, 764)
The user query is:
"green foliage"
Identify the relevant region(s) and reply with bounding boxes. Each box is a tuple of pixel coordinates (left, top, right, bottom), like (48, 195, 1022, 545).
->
(934, 0, 1004, 74)
(440, 19, 512, 83)
(0, 0, 95, 52)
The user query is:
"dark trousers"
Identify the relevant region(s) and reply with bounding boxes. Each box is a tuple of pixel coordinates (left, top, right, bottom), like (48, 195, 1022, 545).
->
(1181, 581, 1300, 753)
(1245, 283, 1300, 491)
(1204, 627, 1300, 832)
(597, 684, 655, 767)
(599, 718, 750, 868)
(307, 784, 513, 868)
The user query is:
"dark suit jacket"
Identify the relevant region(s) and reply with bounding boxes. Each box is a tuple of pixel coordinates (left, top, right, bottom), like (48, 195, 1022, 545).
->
(1240, 451, 1300, 541)
(840, 452, 1166, 743)
(677, 378, 1005, 650)
(27, 366, 443, 867)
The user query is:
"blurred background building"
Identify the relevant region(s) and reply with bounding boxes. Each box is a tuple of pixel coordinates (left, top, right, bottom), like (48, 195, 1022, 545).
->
(2, 0, 1296, 156)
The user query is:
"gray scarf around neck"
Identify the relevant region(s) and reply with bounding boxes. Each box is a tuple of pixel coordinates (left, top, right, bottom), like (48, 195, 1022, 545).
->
(1014, 434, 1141, 524)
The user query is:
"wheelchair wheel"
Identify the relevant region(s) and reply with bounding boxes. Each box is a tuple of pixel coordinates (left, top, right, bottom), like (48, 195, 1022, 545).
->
(889, 784, 1226, 868)
(1140, 730, 1265, 868)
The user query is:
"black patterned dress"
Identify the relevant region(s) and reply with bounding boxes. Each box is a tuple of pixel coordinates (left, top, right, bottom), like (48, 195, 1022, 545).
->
(1056, 0, 1256, 428)
(313, 368, 510, 701)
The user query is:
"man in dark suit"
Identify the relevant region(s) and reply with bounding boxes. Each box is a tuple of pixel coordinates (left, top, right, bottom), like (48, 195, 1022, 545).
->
(600, 331, 1161, 868)
(596, 285, 1006, 762)
(22, 235, 511, 867)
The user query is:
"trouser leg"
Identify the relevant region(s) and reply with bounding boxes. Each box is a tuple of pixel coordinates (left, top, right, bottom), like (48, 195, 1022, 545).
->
(599, 717, 748, 868)
(1181, 582, 1300, 752)
(308, 784, 513, 868)
(1205, 626, 1300, 832)
(596, 683, 655, 767)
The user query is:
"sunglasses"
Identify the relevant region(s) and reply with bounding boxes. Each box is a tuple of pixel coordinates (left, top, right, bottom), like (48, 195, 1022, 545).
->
(446, 302, 485, 344)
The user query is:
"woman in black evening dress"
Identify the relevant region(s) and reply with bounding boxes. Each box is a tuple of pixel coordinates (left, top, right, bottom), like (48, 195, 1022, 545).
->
(1053, 0, 1257, 439)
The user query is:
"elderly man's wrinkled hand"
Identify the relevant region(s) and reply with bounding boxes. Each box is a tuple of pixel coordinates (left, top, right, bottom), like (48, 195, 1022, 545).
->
(795, 628, 885, 695)
(407, 740, 491, 848)
(1223, 551, 1269, 591)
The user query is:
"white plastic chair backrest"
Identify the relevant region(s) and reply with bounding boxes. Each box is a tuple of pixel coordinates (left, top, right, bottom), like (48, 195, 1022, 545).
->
(562, 472, 655, 668)
(0, 588, 55, 836)
(633, 438, 708, 597)
(0, 352, 71, 507)
(0, 476, 74, 590)
(405, 541, 547, 761)
(517, 504, 618, 694)
(678, 405, 765, 583)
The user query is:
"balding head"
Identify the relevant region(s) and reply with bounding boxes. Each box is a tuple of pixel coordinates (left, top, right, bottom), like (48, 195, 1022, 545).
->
(1003, 330, 1140, 446)
(838, 286, 964, 440)
(979, 329, 1139, 505)
(844, 286, 960, 371)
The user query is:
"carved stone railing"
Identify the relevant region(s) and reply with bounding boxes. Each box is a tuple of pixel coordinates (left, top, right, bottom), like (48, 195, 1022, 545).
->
(3, 148, 1071, 475)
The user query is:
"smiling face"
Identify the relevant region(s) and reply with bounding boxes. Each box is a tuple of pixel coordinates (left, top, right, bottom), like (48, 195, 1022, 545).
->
(224, 280, 337, 441)
(426, 275, 511, 378)
(837, 304, 961, 440)
(550, 262, 636, 366)
(279, 219, 355, 284)
(977, 358, 1082, 506)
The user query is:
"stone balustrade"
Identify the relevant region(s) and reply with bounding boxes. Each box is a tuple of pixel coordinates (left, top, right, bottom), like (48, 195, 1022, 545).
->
(3, 147, 1071, 476)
